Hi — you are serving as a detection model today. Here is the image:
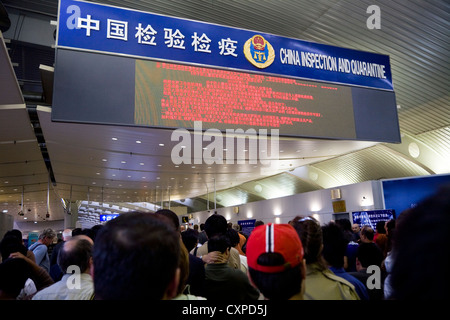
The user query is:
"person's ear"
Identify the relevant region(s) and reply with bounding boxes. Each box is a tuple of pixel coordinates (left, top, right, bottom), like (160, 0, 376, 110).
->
(164, 267, 180, 300)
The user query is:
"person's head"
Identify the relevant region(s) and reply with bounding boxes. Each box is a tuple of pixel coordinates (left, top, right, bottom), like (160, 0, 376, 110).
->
(39, 228, 56, 246)
(62, 229, 72, 241)
(0, 233, 27, 261)
(232, 224, 241, 232)
(181, 228, 199, 252)
(254, 220, 264, 228)
(57, 235, 93, 274)
(375, 221, 386, 234)
(71, 228, 83, 236)
(0, 258, 31, 299)
(226, 228, 240, 248)
(204, 213, 227, 239)
(356, 240, 383, 269)
(360, 225, 375, 242)
(389, 185, 450, 300)
(246, 223, 305, 300)
(290, 216, 325, 269)
(155, 209, 180, 232)
(385, 219, 395, 236)
(321, 222, 348, 268)
(352, 223, 360, 233)
(207, 234, 231, 255)
(93, 211, 180, 300)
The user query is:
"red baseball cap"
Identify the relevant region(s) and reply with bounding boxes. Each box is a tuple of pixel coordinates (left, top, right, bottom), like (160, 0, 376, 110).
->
(246, 223, 304, 273)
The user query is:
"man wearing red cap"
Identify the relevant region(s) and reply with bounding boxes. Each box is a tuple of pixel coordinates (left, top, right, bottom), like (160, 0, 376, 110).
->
(246, 223, 306, 300)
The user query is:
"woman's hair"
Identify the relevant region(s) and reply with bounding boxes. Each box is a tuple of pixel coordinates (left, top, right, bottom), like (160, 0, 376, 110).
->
(289, 216, 326, 270)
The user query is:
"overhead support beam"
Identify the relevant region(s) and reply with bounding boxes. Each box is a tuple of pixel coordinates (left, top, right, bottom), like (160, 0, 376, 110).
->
(381, 133, 449, 174)
(286, 165, 341, 189)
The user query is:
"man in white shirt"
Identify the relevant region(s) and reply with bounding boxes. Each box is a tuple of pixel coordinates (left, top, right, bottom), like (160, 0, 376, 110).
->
(32, 235, 94, 300)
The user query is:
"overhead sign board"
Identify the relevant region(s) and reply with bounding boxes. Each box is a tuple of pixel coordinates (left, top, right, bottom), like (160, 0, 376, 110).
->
(57, 0, 393, 91)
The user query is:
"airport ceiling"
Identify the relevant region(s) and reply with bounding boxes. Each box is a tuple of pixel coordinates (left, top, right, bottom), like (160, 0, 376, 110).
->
(0, 0, 449, 225)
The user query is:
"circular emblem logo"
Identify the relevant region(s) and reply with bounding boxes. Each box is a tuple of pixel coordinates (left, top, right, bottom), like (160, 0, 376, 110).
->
(244, 35, 275, 69)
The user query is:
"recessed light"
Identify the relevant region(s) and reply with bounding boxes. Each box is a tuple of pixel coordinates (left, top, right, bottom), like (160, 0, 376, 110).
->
(140, 163, 144, 166)
(112, 137, 118, 141)
(121, 161, 126, 164)
(159, 143, 164, 146)
(136, 140, 142, 144)
(102, 158, 107, 162)
(157, 164, 162, 167)
(96, 172, 100, 175)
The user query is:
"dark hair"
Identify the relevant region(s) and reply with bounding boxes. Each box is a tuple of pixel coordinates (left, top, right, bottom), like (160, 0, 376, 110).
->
(248, 253, 303, 300)
(375, 221, 386, 234)
(181, 228, 199, 252)
(155, 209, 180, 230)
(0, 258, 31, 298)
(322, 222, 347, 268)
(204, 214, 227, 239)
(0, 234, 27, 260)
(57, 237, 93, 273)
(207, 234, 230, 254)
(390, 185, 450, 299)
(385, 219, 396, 254)
(356, 242, 383, 268)
(290, 216, 326, 269)
(93, 211, 180, 300)
(254, 220, 264, 227)
(226, 228, 240, 247)
(71, 228, 83, 236)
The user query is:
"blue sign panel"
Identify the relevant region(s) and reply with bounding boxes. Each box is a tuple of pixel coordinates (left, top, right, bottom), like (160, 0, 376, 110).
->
(238, 219, 256, 237)
(351, 209, 395, 230)
(382, 174, 450, 217)
(57, 0, 393, 90)
(100, 214, 120, 222)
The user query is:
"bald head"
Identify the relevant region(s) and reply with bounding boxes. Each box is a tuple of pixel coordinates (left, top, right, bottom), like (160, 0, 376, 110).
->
(58, 235, 94, 274)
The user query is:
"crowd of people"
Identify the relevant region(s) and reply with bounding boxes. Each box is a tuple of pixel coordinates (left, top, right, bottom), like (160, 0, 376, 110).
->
(0, 185, 448, 300)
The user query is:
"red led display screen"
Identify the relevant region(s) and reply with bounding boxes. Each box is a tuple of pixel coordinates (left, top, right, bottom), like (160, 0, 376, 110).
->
(135, 60, 357, 139)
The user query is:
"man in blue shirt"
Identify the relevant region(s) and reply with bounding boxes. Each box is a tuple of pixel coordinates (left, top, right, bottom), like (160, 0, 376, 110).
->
(28, 228, 56, 273)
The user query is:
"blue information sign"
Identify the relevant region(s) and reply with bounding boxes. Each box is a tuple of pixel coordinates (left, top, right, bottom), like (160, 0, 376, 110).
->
(57, 0, 393, 90)
(351, 209, 395, 230)
(100, 214, 120, 222)
(238, 219, 256, 237)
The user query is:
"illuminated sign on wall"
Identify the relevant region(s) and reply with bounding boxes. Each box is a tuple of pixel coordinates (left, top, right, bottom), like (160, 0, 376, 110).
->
(53, 0, 400, 143)
(57, 0, 393, 90)
(100, 214, 120, 222)
(135, 60, 357, 139)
